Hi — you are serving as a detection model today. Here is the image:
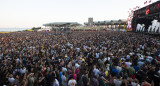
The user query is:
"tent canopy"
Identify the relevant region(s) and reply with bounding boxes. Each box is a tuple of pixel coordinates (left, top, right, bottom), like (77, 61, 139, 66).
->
(43, 22, 81, 27)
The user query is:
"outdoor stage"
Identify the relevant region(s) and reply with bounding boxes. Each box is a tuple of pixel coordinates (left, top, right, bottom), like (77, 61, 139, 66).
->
(132, 1, 160, 34)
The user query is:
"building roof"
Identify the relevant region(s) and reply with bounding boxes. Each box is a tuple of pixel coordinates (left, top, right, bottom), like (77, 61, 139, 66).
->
(104, 20, 110, 23)
(85, 19, 127, 25)
(110, 20, 119, 24)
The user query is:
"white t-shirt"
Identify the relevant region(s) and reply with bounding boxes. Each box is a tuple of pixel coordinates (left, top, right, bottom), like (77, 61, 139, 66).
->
(20, 68, 26, 74)
(93, 68, 100, 76)
(53, 79, 59, 86)
(125, 62, 132, 68)
(103, 57, 110, 61)
(100, 52, 103, 56)
(106, 66, 110, 71)
(146, 56, 153, 62)
(138, 61, 144, 68)
(95, 53, 100, 58)
(76, 48, 80, 52)
(107, 57, 110, 61)
(61, 75, 67, 86)
(62, 49, 65, 52)
(102, 47, 107, 50)
(121, 58, 125, 61)
(62, 67, 67, 73)
(142, 46, 144, 50)
(131, 82, 140, 86)
(139, 55, 144, 60)
(116, 66, 122, 72)
(68, 79, 77, 86)
(8, 77, 15, 84)
(16, 58, 20, 62)
(113, 79, 122, 86)
(126, 55, 130, 59)
(75, 63, 80, 69)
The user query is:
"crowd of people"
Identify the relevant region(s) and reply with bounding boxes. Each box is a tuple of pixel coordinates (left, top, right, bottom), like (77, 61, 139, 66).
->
(0, 31, 159, 86)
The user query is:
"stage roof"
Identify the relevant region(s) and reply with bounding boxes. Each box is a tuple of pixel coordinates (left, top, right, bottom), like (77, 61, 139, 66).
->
(43, 22, 81, 27)
(133, 1, 160, 18)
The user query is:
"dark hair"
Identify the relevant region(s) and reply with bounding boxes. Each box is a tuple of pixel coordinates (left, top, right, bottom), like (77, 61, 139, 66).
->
(117, 75, 121, 79)
(70, 75, 73, 79)
(53, 77, 55, 81)
(62, 72, 65, 75)
(84, 72, 88, 75)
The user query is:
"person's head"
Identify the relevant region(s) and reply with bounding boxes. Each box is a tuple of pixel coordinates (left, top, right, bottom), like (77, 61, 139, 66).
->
(30, 73, 34, 77)
(94, 75, 98, 79)
(70, 75, 73, 79)
(62, 72, 65, 75)
(93, 65, 96, 68)
(117, 75, 121, 79)
(53, 77, 56, 82)
(134, 79, 138, 83)
(9, 74, 13, 78)
(84, 72, 88, 77)
(15, 75, 19, 79)
(49, 71, 52, 74)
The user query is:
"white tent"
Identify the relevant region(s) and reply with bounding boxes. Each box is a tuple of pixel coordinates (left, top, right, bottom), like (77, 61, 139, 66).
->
(37, 27, 51, 32)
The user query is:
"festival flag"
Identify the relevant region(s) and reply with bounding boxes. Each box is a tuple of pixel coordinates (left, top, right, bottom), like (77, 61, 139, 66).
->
(136, 6, 140, 8)
(149, 0, 151, 3)
(144, 1, 147, 5)
(155, 4, 157, 7)
(91, 28, 93, 31)
(158, 3, 160, 9)
(72, 28, 74, 31)
(131, 10, 133, 13)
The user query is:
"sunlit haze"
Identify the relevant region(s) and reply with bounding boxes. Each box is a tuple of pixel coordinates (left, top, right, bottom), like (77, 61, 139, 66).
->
(0, 0, 159, 31)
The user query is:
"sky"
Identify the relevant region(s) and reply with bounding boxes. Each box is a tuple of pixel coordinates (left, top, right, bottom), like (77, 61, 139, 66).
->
(0, 0, 159, 31)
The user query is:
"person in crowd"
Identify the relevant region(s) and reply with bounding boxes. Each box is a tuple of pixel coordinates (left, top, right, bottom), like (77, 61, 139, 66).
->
(0, 31, 159, 86)
(68, 76, 77, 86)
(82, 72, 90, 86)
(53, 77, 59, 86)
(61, 72, 67, 86)
(113, 75, 122, 86)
